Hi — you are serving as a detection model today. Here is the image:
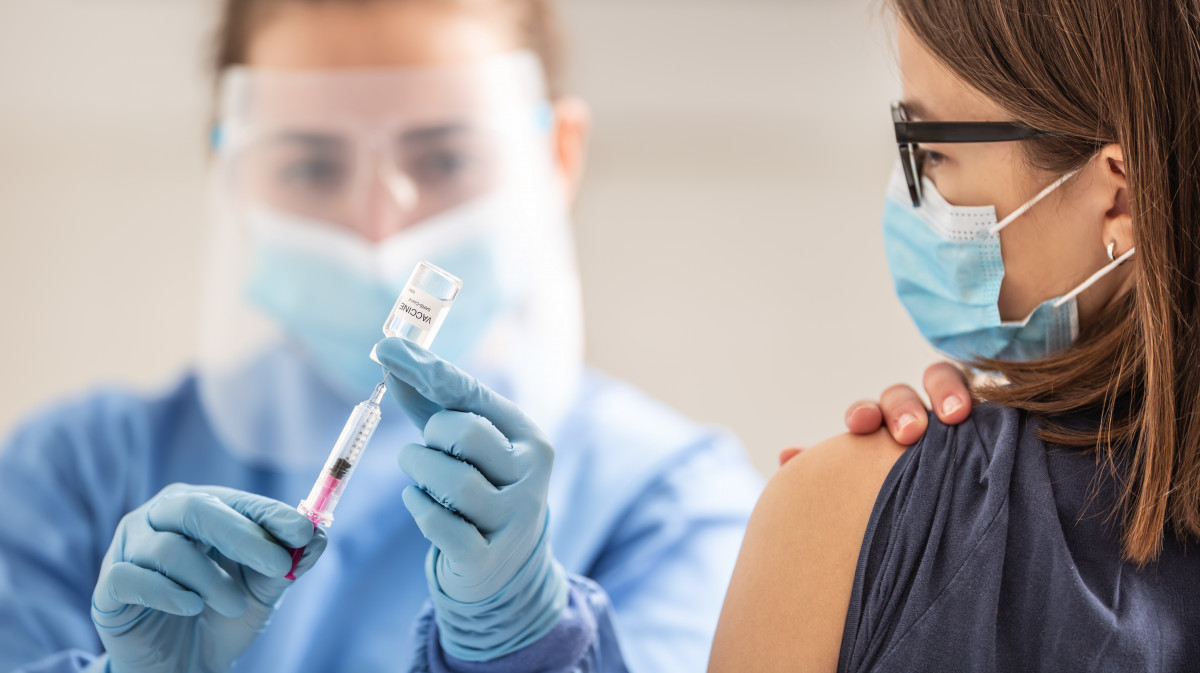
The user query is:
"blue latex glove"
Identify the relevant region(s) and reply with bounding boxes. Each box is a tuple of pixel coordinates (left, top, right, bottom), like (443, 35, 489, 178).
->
(91, 484, 327, 673)
(375, 337, 568, 661)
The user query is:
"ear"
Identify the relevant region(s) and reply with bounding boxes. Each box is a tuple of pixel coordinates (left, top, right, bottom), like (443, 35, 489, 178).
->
(1098, 143, 1133, 254)
(549, 96, 591, 206)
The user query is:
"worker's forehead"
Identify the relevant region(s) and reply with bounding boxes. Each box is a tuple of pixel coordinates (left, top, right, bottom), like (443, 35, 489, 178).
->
(219, 52, 546, 128)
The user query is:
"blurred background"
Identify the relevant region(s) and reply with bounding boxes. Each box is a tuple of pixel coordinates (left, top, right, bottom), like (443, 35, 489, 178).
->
(0, 0, 936, 477)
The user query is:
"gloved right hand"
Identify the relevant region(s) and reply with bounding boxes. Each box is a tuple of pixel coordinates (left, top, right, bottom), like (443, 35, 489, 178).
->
(375, 336, 568, 661)
(91, 483, 326, 673)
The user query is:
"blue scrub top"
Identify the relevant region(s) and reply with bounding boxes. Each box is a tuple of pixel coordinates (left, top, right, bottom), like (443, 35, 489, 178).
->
(0, 361, 762, 673)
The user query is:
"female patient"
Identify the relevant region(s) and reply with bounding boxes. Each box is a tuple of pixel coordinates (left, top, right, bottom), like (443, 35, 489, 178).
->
(711, 1, 1200, 670)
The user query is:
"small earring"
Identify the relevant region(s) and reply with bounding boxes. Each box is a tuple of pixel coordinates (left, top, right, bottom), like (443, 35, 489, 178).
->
(1107, 241, 1117, 261)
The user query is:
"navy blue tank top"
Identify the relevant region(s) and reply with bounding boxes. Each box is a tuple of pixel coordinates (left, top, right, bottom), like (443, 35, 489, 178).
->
(838, 404, 1200, 672)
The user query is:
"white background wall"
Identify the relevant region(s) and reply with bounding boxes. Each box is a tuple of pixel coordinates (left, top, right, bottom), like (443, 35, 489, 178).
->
(0, 0, 937, 477)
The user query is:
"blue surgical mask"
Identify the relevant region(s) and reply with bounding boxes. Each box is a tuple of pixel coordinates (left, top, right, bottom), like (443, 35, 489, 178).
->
(881, 162, 1135, 362)
(244, 195, 531, 402)
(247, 238, 399, 403)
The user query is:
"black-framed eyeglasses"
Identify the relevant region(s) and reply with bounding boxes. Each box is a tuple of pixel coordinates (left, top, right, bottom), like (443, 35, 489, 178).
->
(892, 101, 1058, 207)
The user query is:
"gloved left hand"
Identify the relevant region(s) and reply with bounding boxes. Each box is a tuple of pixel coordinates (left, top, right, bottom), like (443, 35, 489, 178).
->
(374, 337, 568, 661)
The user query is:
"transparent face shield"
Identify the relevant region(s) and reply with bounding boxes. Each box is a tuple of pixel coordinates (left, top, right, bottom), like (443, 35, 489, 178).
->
(217, 58, 550, 238)
(199, 52, 584, 469)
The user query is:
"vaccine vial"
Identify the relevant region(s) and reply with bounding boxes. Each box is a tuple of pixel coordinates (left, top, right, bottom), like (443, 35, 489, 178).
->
(371, 261, 463, 363)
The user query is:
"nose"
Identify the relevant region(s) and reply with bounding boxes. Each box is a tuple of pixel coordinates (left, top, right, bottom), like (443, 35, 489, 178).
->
(359, 161, 420, 243)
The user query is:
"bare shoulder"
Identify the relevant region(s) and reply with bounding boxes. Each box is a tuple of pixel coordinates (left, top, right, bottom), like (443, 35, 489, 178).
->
(708, 429, 906, 673)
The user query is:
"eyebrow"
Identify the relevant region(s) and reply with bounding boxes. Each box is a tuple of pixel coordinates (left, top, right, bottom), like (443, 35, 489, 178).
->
(901, 99, 936, 122)
(262, 123, 472, 148)
(269, 131, 344, 148)
(400, 123, 469, 145)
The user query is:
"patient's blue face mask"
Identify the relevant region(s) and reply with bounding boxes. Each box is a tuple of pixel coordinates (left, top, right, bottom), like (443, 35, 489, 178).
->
(881, 162, 1135, 362)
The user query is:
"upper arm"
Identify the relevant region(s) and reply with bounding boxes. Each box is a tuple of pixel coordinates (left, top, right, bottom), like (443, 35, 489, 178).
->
(707, 430, 905, 673)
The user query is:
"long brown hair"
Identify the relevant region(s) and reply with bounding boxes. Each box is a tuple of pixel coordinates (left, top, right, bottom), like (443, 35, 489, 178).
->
(892, 0, 1200, 565)
(212, 0, 565, 96)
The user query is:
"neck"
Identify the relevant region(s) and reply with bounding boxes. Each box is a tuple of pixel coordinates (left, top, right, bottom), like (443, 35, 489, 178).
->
(1074, 261, 1136, 329)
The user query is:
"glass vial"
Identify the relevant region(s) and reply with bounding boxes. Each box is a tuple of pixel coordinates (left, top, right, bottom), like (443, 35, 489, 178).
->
(371, 260, 463, 363)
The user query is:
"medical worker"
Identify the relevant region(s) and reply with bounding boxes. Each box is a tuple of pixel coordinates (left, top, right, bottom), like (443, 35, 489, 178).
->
(0, 0, 772, 671)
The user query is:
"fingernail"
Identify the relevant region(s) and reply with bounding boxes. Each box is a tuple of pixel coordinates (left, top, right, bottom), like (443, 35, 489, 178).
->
(942, 395, 963, 416)
(897, 413, 918, 432)
(845, 405, 863, 424)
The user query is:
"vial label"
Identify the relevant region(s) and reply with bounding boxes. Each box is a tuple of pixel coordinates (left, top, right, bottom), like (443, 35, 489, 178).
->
(391, 285, 451, 335)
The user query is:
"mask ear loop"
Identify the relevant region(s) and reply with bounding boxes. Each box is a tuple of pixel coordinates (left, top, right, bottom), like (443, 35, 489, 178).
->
(989, 169, 1080, 235)
(1052, 247, 1137, 308)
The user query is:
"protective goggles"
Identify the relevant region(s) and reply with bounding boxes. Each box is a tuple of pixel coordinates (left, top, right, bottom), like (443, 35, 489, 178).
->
(213, 52, 553, 235)
(891, 101, 1057, 207)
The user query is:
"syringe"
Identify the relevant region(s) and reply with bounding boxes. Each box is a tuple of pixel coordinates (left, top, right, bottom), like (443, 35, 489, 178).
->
(285, 261, 463, 579)
(297, 381, 387, 528)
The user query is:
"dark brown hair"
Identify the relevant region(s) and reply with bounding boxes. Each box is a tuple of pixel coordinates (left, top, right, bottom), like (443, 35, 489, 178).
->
(212, 0, 565, 96)
(892, 0, 1200, 565)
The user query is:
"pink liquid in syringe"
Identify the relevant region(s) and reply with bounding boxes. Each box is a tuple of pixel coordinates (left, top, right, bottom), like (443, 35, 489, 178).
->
(310, 474, 340, 517)
(307, 457, 353, 522)
(289, 456, 358, 578)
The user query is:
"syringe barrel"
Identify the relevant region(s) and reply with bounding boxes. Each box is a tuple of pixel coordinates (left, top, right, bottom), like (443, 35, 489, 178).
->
(297, 388, 383, 527)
